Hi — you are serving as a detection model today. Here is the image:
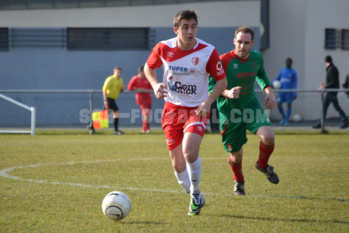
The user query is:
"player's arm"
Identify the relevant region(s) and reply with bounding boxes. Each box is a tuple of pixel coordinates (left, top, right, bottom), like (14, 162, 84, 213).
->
(209, 72, 240, 99)
(222, 86, 242, 99)
(264, 86, 276, 109)
(102, 78, 110, 107)
(144, 63, 167, 99)
(196, 77, 227, 116)
(196, 50, 228, 116)
(255, 55, 272, 91)
(324, 67, 336, 88)
(127, 77, 135, 91)
(208, 77, 228, 102)
(103, 91, 108, 108)
(293, 72, 298, 99)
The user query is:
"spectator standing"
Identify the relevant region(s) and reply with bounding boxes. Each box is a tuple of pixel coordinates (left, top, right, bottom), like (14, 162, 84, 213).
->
(273, 57, 298, 126)
(313, 56, 348, 129)
(342, 73, 349, 113)
(128, 66, 153, 133)
(88, 67, 125, 135)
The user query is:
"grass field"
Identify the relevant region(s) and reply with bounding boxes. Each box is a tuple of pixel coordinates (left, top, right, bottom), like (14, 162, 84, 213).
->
(1, 129, 348, 232)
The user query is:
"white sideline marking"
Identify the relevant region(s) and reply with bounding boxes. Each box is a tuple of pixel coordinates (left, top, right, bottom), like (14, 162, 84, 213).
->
(0, 158, 347, 202)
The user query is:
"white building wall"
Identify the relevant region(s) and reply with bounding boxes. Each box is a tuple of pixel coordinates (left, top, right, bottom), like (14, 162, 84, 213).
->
(0, 1, 263, 127)
(2, 0, 347, 123)
(303, 0, 349, 119)
(264, 0, 349, 121)
(0, 1, 260, 28)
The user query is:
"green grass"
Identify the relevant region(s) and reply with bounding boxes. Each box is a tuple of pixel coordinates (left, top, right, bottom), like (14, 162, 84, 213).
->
(1, 129, 348, 232)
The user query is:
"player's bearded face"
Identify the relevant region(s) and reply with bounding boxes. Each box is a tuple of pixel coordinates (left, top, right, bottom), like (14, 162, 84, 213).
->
(234, 32, 255, 59)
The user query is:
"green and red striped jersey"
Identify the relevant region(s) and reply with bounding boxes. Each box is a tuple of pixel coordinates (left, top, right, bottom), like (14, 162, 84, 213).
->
(209, 50, 271, 116)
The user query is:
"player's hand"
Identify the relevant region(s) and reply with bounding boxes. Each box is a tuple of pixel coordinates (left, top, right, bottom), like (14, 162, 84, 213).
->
(225, 86, 242, 99)
(104, 100, 109, 109)
(195, 100, 211, 117)
(265, 93, 276, 109)
(154, 83, 168, 99)
(319, 83, 325, 89)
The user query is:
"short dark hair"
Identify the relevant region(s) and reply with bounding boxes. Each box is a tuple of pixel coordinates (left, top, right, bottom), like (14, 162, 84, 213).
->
(325, 55, 332, 63)
(235, 26, 254, 41)
(114, 66, 122, 72)
(286, 57, 293, 63)
(173, 10, 198, 28)
(138, 66, 144, 73)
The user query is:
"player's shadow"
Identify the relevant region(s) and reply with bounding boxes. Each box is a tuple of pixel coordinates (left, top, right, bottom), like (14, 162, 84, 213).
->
(219, 215, 349, 225)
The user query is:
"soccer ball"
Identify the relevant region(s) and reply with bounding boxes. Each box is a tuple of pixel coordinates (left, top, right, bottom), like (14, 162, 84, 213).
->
(273, 80, 281, 89)
(292, 114, 302, 122)
(102, 191, 131, 221)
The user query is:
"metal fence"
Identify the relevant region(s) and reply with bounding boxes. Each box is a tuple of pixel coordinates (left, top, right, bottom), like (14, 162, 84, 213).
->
(0, 89, 348, 134)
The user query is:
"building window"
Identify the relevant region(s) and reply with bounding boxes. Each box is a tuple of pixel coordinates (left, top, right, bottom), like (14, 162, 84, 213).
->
(67, 28, 150, 50)
(0, 28, 9, 51)
(9, 28, 66, 48)
(325, 28, 338, 49)
(341, 29, 349, 50)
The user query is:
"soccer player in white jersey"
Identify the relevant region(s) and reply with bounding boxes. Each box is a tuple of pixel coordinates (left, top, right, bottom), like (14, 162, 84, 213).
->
(144, 10, 235, 216)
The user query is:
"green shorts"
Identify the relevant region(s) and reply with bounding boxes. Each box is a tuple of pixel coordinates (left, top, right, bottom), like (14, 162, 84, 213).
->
(220, 102, 272, 153)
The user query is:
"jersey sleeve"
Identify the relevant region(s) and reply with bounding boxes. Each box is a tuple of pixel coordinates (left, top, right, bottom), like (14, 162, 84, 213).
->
(255, 55, 271, 91)
(206, 49, 226, 81)
(102, 77, 111, 91)
(146, 43, 163, 69)
(208, 75, 217, 93)
(128, 76, 136, 90)
(292, 71, 298, 97)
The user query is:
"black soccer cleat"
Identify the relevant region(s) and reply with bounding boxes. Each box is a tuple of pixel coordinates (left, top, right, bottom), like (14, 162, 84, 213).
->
(87, 125, 94, 135)
(234, 181, 246, 196)
(255, 161, 279, 184)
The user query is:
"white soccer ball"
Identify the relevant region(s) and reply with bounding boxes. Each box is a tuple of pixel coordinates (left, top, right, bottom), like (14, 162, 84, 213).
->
(273, 80, 281, 89)
(102, 191, 131, 221)
(292, 114, 302, 122)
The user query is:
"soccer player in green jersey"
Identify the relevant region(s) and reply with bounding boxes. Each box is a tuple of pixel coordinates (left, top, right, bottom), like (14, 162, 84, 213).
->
(209, 26, 279, 196)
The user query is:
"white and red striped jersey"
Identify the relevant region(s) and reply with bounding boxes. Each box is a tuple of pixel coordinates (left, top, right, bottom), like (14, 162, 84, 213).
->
(146, 37, 225, 107)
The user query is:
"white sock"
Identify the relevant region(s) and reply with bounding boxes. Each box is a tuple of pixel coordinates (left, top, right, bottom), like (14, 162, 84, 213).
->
(187, 157, 201, 194)
(174, 170, 190, 193)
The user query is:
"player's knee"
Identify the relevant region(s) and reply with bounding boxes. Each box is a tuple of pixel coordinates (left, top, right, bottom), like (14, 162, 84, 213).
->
(183, 148, 199, 163)
(228, 150, 243, 164)
(262, 134, 275, 145)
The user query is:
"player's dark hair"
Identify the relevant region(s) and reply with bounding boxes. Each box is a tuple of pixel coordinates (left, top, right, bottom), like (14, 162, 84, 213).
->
(138, 66, 144, 73)
(235, 26, 254, 41)
(173, 10, 198, 28)
(286, 57, 293, 63)
(114, 66, 122, 71)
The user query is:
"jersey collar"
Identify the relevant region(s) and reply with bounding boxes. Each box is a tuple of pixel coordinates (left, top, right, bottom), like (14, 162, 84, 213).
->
(232, 50, 250, 63)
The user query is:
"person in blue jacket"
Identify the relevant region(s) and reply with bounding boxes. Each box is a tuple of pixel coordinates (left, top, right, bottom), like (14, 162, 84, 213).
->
(273, 57, 298, 126)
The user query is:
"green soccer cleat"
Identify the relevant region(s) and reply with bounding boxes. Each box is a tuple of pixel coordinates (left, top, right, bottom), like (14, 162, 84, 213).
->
(188, 192, 205, 216)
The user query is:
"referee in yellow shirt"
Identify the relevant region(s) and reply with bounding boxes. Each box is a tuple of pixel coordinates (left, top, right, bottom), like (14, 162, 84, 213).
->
(88, 66, 125, 135)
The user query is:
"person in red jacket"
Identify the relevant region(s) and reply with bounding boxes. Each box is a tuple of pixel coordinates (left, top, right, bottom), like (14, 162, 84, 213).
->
(128, 66, 153, 133)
